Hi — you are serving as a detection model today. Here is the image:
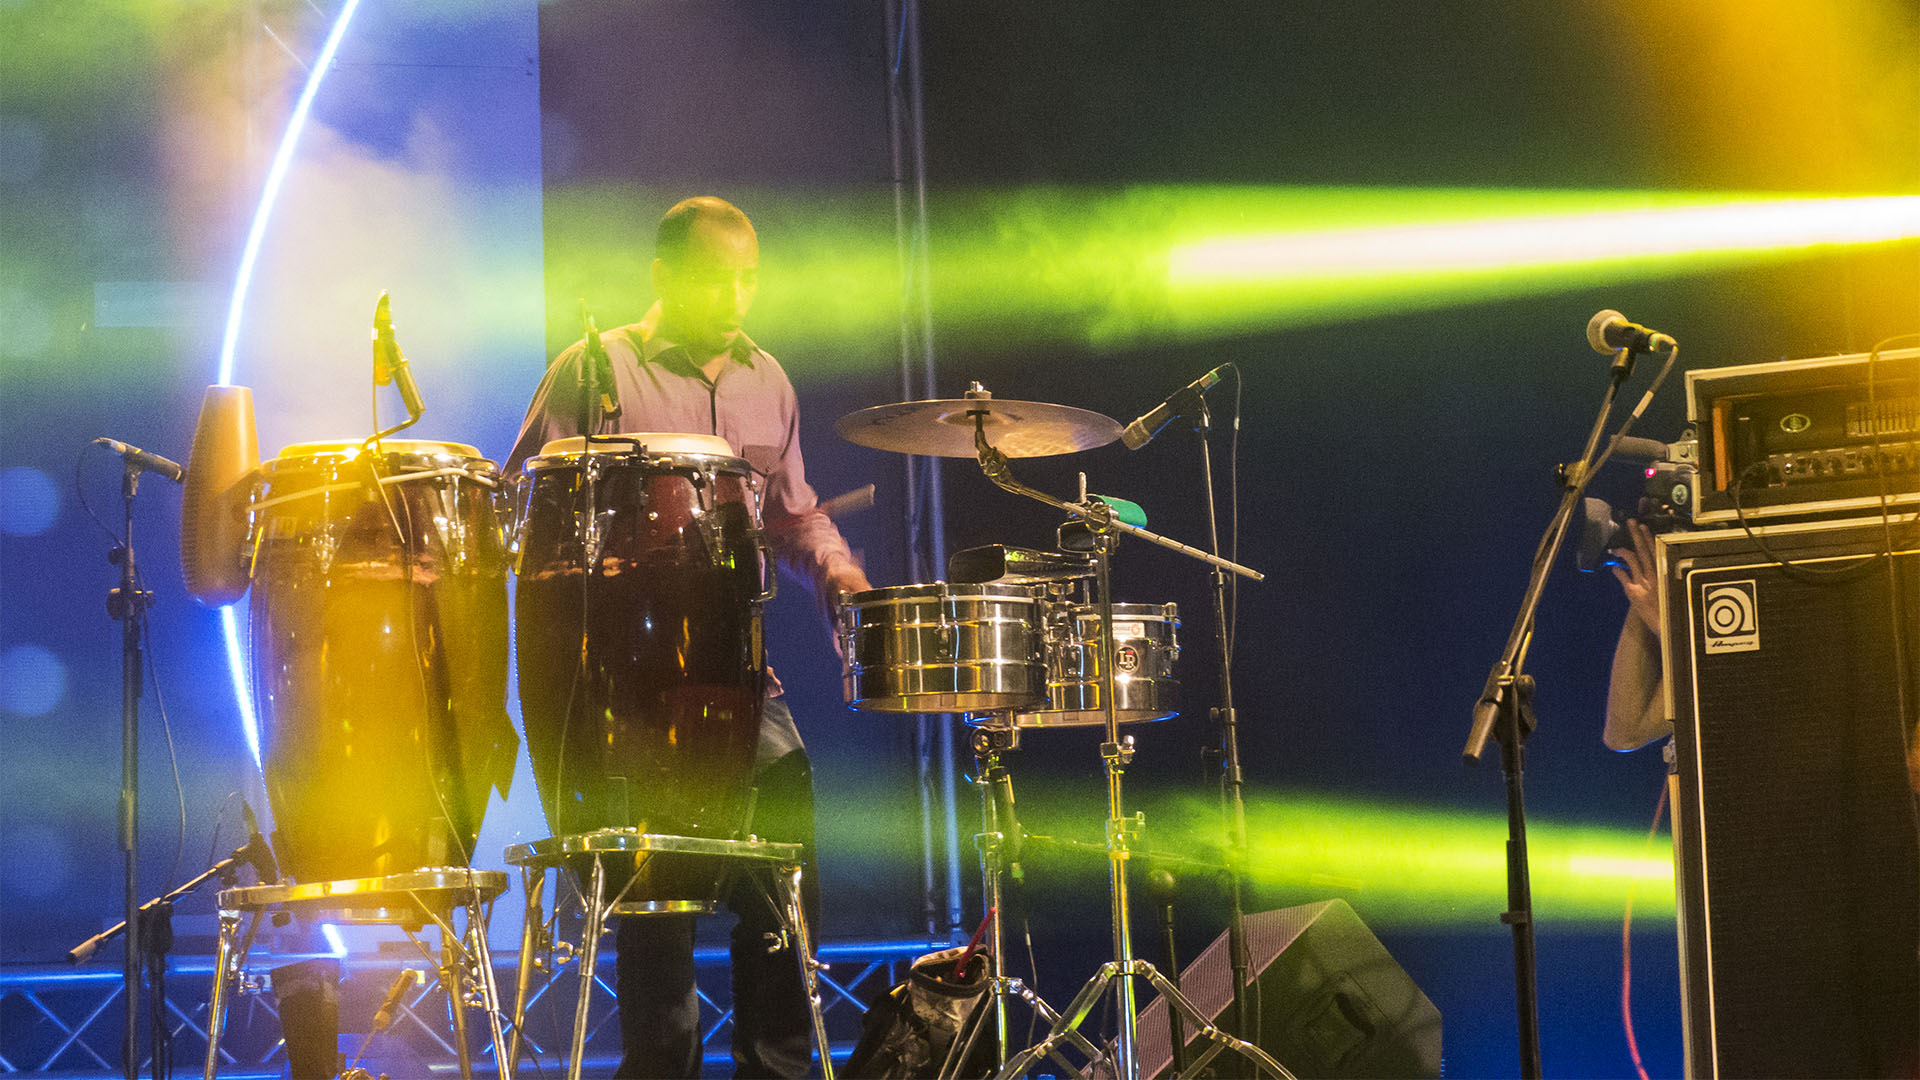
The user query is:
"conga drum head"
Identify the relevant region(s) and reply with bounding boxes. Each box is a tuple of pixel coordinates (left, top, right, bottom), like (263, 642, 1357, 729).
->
(534, 432, 734, 459)
(250, 440, 515, 884)
(273, 438, 486, 464)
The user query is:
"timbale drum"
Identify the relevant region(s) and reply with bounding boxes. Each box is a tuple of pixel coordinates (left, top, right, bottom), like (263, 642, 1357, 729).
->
(248, 440, 515, 885)
(513, 434, 770, 911)
(839, 582, 1047, 714)
(1008, 601, 1179, 727)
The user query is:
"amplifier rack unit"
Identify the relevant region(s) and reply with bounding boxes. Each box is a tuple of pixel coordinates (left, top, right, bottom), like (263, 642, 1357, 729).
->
(1687, 346, 1920, 525)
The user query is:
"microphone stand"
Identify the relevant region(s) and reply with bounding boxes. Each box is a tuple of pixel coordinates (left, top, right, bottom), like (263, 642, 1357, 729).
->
(106, 458, 156, 1080)
(1461, 344, 1645, 1080)
(71, 839, 266, 1080)
(69, 837, 262, 966)
(1191, 400, 1258, 1069)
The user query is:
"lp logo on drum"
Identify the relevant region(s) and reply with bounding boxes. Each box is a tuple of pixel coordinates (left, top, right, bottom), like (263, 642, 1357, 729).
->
(1701, 580, 1759, 654)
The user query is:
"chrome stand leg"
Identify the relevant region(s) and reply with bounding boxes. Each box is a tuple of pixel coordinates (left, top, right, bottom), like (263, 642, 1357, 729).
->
(568, 857, 607, 1080)
(444, 923, 476, 1080)
(993, 962, 1120, 1080)
(779, 861, 833, 1080)
(1138, 965, 1292, 1079)
(507, 866, 545, 1074)
(465, 894, 513, 1080)
(201, 908, 241, 1080)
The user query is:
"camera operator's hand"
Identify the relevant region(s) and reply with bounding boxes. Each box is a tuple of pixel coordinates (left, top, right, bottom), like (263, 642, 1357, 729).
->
(1608, 519, 1660, 635)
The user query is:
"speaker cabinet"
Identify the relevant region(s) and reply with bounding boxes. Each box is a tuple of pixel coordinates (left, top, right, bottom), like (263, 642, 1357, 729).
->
(1660, 518, 1920, 1078)
(1132, 899, 1441, 1079)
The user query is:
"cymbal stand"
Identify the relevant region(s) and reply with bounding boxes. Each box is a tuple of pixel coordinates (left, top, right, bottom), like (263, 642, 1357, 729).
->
(965, 405, 1283, 1080)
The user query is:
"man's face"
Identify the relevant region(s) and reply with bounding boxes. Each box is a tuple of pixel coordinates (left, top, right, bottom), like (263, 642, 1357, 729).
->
(654, 217, 760, 354)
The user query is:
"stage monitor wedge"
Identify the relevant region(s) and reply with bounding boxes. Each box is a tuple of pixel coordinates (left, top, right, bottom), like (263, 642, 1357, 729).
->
(1132, 898, 1441, 1079)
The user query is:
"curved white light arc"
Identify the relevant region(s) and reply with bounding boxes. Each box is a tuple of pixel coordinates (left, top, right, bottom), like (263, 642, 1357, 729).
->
(219, 0, 365, 768)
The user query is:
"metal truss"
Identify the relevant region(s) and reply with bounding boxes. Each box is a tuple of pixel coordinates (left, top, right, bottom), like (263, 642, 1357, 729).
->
(0, 938, 935, 1077)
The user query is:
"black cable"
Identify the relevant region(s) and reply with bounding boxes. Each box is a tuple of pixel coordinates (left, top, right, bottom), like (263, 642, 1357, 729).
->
(136, 614, 188, 897)
(361, 449, 476, 868)
(73, 442, 123, 544)
(1226, 363, 1242, 663)
(1727, 462, 1899, 583)
(203, 792, 239, 875)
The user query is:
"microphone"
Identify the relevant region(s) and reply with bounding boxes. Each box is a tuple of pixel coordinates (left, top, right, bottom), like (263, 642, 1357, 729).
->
(372, 292, 426, 420)
(93, 438, 185, 483)
(1587, 310, 1675, 355)
(1120, 364, 1229, 450)
(1611, 435, 1676, 463)
(579, 301, 621, 421)
(238, 797, 280, 885)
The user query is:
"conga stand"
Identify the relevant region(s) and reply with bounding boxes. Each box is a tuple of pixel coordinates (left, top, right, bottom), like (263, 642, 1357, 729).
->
(966, 412, 1283, 1080)
(202, 868, 513, 1080)
(501, 830, 831, 1080)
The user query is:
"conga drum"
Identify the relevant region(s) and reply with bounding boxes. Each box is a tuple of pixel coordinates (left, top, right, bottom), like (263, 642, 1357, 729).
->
(249, 440, 516, 884)
(512, 434, 770, 911)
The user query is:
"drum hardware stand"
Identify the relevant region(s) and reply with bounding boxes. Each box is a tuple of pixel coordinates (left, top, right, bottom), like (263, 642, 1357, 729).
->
(965, 402, 1282, 1080)
(502, 831, 832, 1080)
(943, 723, 1101, 1079)
(202, 869, 514, 1080)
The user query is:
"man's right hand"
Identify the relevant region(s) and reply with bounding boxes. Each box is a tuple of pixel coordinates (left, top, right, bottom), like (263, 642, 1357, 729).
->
(1609, 519, 1661, 635)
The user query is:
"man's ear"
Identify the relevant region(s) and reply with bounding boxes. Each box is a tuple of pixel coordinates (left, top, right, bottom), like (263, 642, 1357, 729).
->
(649, 256, 667, 296)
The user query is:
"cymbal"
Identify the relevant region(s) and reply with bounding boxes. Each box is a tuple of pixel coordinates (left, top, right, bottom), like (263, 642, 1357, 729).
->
(836, 394, 1121, 458)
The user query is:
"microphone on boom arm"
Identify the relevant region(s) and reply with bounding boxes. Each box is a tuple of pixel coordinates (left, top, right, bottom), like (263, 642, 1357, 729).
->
(1120, 365, 1230, 451)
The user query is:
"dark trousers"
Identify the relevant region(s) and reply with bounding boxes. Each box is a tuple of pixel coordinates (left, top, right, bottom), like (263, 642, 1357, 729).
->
(615, 697, 820, 1079)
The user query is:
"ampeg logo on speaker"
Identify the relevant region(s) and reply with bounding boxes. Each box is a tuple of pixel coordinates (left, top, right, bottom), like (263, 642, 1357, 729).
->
(1701, 580, 1759, 653)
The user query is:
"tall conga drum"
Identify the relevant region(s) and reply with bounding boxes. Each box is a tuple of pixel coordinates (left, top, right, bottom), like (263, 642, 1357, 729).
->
(249, 440, 516, 884)
(513, 434, 770, 911)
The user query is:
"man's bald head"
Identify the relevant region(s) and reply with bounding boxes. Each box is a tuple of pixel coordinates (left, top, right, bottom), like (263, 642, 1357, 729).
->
(656, 196, 756, 267)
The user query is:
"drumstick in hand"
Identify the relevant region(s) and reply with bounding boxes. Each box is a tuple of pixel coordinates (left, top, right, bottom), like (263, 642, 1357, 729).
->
(816, 483, 875, 520)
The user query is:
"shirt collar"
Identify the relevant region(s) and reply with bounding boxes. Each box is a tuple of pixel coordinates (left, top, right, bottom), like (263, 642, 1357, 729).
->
(624, 307, 761, 378)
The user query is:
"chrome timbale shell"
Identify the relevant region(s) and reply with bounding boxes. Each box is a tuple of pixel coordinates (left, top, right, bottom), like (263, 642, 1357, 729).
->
(839, 582, 1047, 713)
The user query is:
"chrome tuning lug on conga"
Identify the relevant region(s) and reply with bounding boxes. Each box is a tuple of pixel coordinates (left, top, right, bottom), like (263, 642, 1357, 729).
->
(578, 450, 608, 571)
